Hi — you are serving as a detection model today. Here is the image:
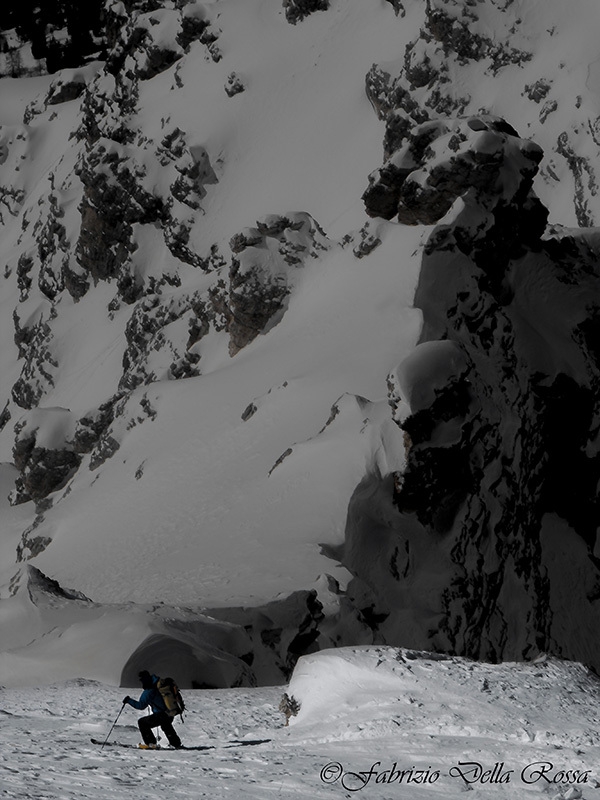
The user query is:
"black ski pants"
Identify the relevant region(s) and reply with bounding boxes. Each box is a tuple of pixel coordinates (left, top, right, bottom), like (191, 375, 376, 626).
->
(138, 711, 182, 747)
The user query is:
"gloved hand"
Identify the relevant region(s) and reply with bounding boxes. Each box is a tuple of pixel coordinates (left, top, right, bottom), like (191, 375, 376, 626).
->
(122, 696, 130, 704)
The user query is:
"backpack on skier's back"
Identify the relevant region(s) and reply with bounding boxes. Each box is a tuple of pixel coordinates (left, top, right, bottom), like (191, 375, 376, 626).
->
(157, 677, 185, 719)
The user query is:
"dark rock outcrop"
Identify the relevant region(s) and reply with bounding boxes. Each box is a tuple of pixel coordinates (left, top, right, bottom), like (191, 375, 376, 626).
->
(207, 589, 325, 683)
(228, 213, 330, 355)
(363, 115, 539, 226)
(76, 146, 167, 286)
(46, 77, 87, 105)
(384, 0, 405, 15)
(363, 0, 533, 171)
(12, 308, 56, 411)
(11, 409, 81, 504)
(283, 0, 329, 25)
(27, 565, 92, 603)
(349, 113, 600, 670)
(225, 72, 245, 97)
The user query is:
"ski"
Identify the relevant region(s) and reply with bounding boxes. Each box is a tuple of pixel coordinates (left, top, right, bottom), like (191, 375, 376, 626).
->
(90, 738, 213, 750)
(90, 737, 270, 750)
(90, 738, 140, 749)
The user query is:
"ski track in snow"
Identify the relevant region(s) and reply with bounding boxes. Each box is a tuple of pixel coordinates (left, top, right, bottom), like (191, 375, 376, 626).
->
(2, 652, 600, 800)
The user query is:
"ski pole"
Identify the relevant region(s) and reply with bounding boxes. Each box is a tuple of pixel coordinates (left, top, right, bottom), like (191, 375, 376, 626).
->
(101, 701, 126, 749)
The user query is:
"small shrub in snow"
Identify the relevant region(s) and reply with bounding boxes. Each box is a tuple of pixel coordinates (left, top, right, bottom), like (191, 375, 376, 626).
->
(278, 693, 300, 725)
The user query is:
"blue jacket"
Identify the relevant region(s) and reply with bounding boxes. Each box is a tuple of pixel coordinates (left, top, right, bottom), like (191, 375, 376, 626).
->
(126, 675, 168, 714)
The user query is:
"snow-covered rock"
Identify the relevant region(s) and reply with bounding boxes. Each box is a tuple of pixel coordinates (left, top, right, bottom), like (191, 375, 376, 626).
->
(283, 0, 330, 26)
(228, 212, 331, 354)
(0, 565, 330, 688)
(363, 115, 543, 225)
(11, 407, 80, 505)
(343, 107, 600, 670)
(2, 0, 600, 688)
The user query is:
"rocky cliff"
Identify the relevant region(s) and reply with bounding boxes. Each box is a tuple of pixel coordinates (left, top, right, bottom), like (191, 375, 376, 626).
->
(1, 0, 600, 687)
(341, 113, 600, 669)
(328, 0, 600, 671)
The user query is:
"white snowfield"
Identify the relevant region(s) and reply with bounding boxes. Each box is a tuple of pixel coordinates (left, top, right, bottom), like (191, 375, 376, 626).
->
(2, 647, 600, 800)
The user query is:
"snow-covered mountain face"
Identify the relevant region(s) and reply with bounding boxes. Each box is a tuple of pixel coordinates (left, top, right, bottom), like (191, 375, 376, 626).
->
(1, 0, 600, 688)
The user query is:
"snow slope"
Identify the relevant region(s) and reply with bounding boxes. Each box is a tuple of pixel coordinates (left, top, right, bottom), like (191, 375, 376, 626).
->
(0, 0, 424, 608)
(0, 0, 429, 687)
(2, 0, 600, 687)
(2, 647, 600, 800)
(15, 223, 422, 607)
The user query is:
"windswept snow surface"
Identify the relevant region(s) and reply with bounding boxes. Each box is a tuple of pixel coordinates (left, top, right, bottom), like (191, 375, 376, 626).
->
(2, 648, 600, 800)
